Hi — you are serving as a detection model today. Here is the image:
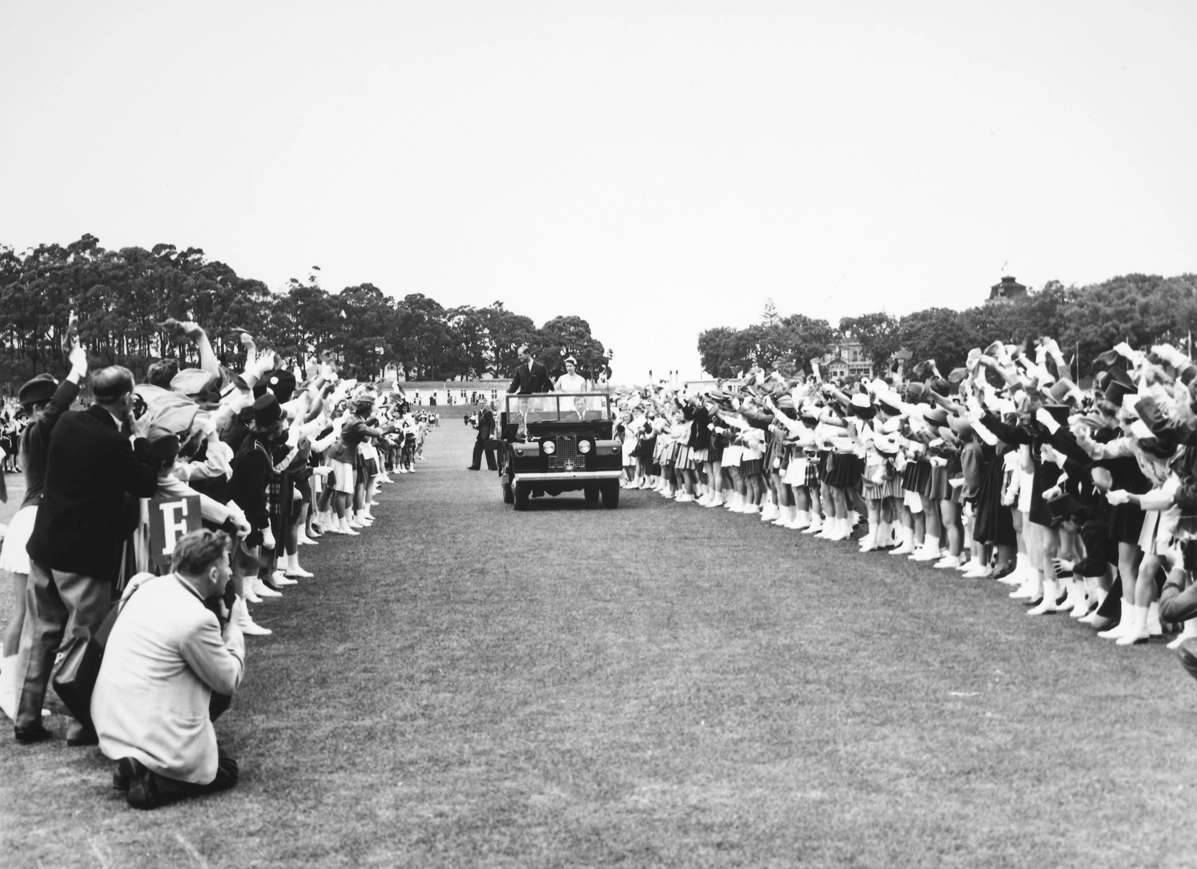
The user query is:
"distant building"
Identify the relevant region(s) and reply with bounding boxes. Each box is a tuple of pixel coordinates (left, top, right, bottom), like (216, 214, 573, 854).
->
(988, 275, 1027, 302)
(403, 380, 505, 407)
(819, 339, 874, 380)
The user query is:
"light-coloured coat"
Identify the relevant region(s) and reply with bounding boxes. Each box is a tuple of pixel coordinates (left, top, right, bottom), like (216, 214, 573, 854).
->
(91, 574, 244, 784)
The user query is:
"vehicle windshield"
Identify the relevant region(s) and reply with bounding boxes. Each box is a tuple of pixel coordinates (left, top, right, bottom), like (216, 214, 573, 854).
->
(505, 393, 610, 423)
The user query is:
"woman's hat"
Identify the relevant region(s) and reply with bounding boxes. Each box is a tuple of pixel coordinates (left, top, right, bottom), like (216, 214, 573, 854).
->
(848, 393, 875, 420)
(253, 394, 282, 428)
(922, 406, 949, 426)
(948, 415, 974, 437)
(1046, 493, 1083, 522)
(1104, 378, 1135, 407)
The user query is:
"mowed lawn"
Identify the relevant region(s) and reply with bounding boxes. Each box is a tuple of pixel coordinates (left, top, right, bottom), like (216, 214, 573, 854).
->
(3, 419, 1197, 868)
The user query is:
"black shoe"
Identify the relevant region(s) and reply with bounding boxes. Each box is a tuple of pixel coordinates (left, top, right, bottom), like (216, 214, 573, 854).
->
(67, 720, 98, 746)
(14, 723, 53, 744)
(126, 761, 160, 810)
(466, 466, 480, 471)
(113, 757, 136, 791)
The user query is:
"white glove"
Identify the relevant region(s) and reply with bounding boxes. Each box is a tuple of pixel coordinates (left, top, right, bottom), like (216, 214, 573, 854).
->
(1035, 407, 1061, 435)
(1106, 489, 1130, 506)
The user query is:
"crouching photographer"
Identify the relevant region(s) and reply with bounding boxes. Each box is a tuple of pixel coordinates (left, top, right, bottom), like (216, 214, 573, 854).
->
(91, 529, 245, 810)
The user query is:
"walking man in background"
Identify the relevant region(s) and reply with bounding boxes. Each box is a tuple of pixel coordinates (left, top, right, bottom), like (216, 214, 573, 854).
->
(467, 401, 497, 471)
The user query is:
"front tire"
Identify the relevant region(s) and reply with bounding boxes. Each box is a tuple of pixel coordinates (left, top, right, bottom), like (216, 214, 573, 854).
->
(514, 481, 530, 511)
(600, 481, 620, 509)
(501, 464, 514, 504)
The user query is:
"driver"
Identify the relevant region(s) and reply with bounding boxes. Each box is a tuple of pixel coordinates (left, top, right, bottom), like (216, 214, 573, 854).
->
(568, 396, 592, 421)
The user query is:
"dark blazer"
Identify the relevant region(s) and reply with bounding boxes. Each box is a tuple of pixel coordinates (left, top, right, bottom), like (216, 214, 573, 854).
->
(26, 405, 158, 582)
(507, 361, 554, 395)
(476, 407, 495, 442)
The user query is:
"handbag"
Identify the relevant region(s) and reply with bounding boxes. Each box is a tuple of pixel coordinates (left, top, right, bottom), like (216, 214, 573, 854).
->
(51, 578, 145, 730)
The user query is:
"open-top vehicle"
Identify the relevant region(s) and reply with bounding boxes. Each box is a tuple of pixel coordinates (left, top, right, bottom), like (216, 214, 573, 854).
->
(497, 392, 622, 510)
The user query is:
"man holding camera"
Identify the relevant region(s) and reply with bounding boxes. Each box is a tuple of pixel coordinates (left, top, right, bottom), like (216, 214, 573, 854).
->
(92, 529, 245, 810)
(467, 401, 497, 471)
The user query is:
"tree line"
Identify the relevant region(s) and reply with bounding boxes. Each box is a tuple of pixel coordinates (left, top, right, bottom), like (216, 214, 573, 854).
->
(0, 235, 610, 390)
(698, 274, 1197, 381)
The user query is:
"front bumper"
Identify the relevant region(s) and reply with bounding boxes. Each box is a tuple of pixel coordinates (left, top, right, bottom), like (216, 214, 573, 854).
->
(512, 471, 623, 483)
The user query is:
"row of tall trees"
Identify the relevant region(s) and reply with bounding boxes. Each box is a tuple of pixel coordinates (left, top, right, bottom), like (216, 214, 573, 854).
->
(0, 235, 610, 389)
(698, 275, 1197, 381)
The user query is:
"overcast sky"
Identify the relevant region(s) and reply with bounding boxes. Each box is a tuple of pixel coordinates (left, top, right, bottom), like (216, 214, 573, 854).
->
(2, 1, 1194, 383)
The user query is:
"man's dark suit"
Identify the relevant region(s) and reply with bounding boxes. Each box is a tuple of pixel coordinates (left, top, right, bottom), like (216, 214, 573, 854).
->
(507, 361, 554, 395)
(469, 406, 497, 470)
(17, 405, 158, 731)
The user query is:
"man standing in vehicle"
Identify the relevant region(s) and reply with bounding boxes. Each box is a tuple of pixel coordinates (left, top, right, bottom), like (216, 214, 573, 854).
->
(507, 345, 553, 395)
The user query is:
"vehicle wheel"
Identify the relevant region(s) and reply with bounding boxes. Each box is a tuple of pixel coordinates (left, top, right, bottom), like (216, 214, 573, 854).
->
(584, 485, 599, 503)
(501, 476, 514, 504)
(600, 481, 619, 509)
(514, 481, 530, 511)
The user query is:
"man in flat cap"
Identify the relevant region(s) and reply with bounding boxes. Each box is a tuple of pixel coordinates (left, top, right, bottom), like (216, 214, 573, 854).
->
(15, 366, 159, 745)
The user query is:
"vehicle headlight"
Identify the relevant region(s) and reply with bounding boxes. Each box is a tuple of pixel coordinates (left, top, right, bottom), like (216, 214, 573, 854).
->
(542, 440, 556, 455)
(577, 440, 592, 454)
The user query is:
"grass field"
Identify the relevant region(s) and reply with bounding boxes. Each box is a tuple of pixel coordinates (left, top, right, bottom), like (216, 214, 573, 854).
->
(3, 422, 1197, 868)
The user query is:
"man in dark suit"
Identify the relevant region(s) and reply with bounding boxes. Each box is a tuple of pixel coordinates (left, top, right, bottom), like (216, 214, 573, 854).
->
(507, 345, 554, 395)
(467, 401, 498, 471)
(14, 366, 159, 744)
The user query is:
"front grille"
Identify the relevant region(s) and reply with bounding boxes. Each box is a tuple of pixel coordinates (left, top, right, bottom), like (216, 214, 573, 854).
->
(546, 435, 579, 471)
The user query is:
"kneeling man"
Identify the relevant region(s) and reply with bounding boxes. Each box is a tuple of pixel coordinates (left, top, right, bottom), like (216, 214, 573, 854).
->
(92, 529, 245, 809)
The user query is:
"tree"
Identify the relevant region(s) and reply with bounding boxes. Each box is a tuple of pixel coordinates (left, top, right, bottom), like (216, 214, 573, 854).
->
(838, 312, 901, 375)
(535, 315, 606, 381)
(898, 308, 974, 373)
(1057, 274, 1197, 377)
(697, 326, 745, 379)
(392, 293, 451, 380)
(475, 302, 537, 379)
(338, 283, 395, 379)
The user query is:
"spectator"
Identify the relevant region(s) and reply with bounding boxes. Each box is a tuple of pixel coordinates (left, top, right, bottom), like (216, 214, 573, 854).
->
(14, 366, 158, 744)
(91, 529, 245, 810)
(0, 340, 88, 721)
(467, 401, 497, 471)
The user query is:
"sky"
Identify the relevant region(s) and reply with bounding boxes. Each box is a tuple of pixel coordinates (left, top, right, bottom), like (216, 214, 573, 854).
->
(2, 1, 1195, 384)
